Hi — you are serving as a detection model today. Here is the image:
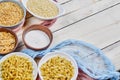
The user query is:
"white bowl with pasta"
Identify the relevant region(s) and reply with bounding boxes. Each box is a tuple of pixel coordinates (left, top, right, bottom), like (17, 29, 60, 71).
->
(0, 52, 38, 80)
(38, 51, 78, 80)
(22, 0, 64, 20)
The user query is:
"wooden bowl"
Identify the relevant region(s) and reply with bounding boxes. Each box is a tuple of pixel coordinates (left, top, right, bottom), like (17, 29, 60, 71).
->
(0, 28, 18, 54)
(22, 25, 53, 50)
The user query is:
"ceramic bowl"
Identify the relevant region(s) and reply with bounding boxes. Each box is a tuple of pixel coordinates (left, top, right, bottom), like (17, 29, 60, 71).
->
(22, 0, 64, 20)
(0, 52, 38, 80)
(38, 51, 78, 80)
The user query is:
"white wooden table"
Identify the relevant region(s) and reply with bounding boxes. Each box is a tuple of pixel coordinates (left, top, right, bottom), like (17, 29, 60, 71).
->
(17, 0, 120, 72)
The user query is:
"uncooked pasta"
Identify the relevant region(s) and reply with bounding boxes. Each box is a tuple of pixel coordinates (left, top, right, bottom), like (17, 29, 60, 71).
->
(0, 2, 24, 26)
(0, 55, 33, 80)
(40, 56, 74, 80)
(0, 32, 16, 53)
(27, 0, 59, 18)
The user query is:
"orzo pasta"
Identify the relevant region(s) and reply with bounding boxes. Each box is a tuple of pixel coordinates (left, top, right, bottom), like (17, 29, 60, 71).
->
(27, 0, 59, 18)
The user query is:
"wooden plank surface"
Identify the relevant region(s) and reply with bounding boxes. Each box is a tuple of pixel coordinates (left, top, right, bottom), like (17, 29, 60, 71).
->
(52, 3, 120, 48)
(50, 0, 120, 32)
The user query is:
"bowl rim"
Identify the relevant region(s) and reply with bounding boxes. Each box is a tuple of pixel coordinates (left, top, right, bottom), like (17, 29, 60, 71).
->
(0, 28, 18, 54)
(0, 52, 38, 80)
(0, 0, 26, 28)
(38, 51, 78, 80)
(22, 25, 53, 50)
(22, 0, 64, 20)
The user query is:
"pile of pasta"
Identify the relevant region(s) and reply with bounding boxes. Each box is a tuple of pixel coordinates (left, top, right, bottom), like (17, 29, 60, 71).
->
(40, 56, 74, 80)
(0, 2, 24, 26)
(0, 31, 16, 53)
(0, 55, 33, 80)
(27, 0, 59, 18)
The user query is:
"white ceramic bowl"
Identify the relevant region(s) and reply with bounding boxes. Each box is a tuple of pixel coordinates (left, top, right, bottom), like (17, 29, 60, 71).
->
(0, 52, 38, 80)
(38, 51, 78, 80)
(22, 0, 64, 20)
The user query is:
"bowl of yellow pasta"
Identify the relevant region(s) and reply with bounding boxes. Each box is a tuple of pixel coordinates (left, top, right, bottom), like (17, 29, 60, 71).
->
(38, 52, 78, 80)
(22, 0, 64, 20)
(0, 28, 18, 54)
(0, 52, 38, 80)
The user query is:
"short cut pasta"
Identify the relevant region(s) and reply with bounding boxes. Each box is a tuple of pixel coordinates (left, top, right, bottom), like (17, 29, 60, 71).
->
(0, 32, 16, 53)
(40, 56, 74, 80)
(0, 55, 33, 80)
(0, 2, 24, 26)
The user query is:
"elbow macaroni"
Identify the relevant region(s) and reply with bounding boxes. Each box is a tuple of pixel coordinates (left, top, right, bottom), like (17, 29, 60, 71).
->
(40, 56, 74, 80)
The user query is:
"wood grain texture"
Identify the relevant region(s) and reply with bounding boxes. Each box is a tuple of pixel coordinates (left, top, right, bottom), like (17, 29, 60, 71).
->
(51, 3, 120, 48)
(50, 0, 120, 32)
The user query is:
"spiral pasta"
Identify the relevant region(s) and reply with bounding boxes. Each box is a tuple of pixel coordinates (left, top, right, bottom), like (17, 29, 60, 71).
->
(40, 56, 74, 80)
(0, 55, 33, 80)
